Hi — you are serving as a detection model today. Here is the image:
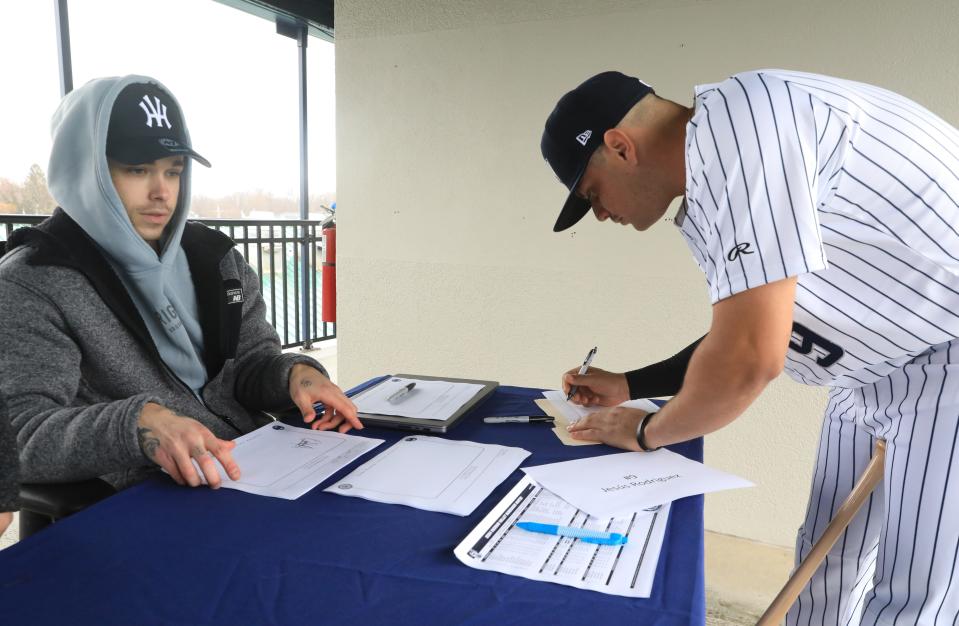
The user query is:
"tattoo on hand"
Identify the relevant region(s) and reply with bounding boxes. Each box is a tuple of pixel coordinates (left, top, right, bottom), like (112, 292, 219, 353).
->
(137, 426, 160, 461)
(300, 379, 313, 388)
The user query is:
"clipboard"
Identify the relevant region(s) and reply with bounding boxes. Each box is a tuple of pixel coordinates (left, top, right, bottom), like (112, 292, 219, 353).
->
(353, 373, 498, 433)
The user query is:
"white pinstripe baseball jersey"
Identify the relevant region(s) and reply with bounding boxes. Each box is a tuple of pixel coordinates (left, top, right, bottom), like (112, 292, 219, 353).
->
(677, 69, 959, 388)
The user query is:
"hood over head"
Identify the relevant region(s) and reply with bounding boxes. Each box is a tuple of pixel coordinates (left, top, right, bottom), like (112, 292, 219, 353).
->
(48, 74, 209, 268)
(46, 75, 211, 395)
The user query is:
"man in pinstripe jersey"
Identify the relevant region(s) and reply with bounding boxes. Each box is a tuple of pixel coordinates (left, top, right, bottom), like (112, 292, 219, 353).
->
(541, 70, 959, 624)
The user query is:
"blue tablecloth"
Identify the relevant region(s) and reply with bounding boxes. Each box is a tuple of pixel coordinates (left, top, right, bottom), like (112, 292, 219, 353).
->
(0, 382, 704, 625)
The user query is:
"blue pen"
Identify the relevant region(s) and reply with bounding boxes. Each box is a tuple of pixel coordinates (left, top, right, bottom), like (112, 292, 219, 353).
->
(515, 521, 627, 546)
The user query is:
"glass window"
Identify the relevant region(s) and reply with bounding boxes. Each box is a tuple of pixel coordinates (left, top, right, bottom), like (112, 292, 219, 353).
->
(308, 38, 336, 218)
(69, 0, 333, 219)
(0, 0, 334, 345)
(0, 1, 62, 216)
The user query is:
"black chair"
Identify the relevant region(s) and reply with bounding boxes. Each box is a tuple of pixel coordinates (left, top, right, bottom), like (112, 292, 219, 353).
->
(18, 479, 116, 538)
(4, 238, 118, 536)
(4, 238, 118, 537)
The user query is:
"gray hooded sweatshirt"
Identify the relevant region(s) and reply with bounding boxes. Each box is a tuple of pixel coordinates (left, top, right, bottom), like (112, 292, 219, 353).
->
(49, 75, 209, 395)
(0, 75, 326, 489)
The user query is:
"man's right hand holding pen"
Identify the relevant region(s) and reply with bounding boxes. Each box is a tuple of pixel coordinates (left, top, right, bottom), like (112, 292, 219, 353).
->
(561, 366, 630, 407)
(563, 364, 647, 449)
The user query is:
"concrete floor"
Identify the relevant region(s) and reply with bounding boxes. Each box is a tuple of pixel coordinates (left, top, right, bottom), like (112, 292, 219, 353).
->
(704, 531, 793, 624)
(294, 338, 338, 383)
(707, 597, 764, 625)
(1, 338, 790, 624)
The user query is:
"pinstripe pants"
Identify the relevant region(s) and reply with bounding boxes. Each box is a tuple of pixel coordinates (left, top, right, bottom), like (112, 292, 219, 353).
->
(786, 338, 959, 625)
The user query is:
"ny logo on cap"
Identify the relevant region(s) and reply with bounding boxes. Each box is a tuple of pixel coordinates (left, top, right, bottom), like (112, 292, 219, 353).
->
(139, 95, 172, 129)
(575, 130, 592, 146)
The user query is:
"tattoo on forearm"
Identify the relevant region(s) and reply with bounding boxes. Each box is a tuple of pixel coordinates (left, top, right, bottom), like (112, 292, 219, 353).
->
(300, 379, 313, 388)
(137, 427, 161, 461)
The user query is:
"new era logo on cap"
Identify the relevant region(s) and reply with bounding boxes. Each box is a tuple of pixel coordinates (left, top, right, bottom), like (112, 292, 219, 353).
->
(540, 71, 654, 232)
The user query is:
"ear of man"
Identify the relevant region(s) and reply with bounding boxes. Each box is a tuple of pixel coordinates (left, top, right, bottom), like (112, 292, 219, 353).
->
(602, 128, 635, 164)
(606, 95, 692, 191)
(600, 94, 666, 166)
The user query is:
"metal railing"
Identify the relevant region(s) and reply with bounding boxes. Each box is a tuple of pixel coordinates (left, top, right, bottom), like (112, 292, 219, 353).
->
(0, 214, 334, 349)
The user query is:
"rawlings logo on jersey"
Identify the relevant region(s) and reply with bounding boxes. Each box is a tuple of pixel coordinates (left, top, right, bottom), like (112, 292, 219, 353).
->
(790, 322, 844, 367)
(727, 242, 755, 261)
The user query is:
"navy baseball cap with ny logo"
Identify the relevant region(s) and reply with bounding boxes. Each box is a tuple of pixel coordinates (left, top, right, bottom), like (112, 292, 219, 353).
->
(540, 71, 654, 232)
(106, 82, 211, 168)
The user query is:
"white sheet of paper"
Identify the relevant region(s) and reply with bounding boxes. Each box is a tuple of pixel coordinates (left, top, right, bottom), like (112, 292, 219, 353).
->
(353, 377, 485, 420)
(522, 450, 754, 518)
(203, 423, 383, 500)
(325, 436, 530, 516)
(454, 475, 669, 598)
(542, 390, 659, 424)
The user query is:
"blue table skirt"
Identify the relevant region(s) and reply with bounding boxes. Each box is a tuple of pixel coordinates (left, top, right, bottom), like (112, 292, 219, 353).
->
(0, 382, 705, 625)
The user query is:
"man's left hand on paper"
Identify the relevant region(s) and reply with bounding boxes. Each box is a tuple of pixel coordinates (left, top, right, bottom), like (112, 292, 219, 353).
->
(567, 406, 646, 451)
(289, 364, 363, 433)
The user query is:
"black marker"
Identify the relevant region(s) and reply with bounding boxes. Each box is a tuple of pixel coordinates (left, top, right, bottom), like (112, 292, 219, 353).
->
(483, 416, 554, 424)
(387, 382, 416, 403)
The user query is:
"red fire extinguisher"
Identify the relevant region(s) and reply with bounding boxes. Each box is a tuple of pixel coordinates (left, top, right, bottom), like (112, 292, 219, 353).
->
(321, 223, 336, 323)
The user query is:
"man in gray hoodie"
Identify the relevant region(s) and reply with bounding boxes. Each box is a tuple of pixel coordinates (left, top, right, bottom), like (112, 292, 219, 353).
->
(0, 76, 360, 491)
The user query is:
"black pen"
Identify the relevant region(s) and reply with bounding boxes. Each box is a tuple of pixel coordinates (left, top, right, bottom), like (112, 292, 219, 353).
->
(483, 416, 555, 424)
(566, 346, 597, 401)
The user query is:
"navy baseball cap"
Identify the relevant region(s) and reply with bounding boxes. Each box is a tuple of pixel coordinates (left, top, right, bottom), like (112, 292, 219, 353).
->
(106, 82, 211, 168)
(540, 71, 654, 232)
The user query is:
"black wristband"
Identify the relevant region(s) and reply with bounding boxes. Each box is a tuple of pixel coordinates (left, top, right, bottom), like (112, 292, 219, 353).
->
(636, 411, 661, 452)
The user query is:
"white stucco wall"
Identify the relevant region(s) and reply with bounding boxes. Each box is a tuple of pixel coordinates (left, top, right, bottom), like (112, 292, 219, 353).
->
(334, 0, 959, 546)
